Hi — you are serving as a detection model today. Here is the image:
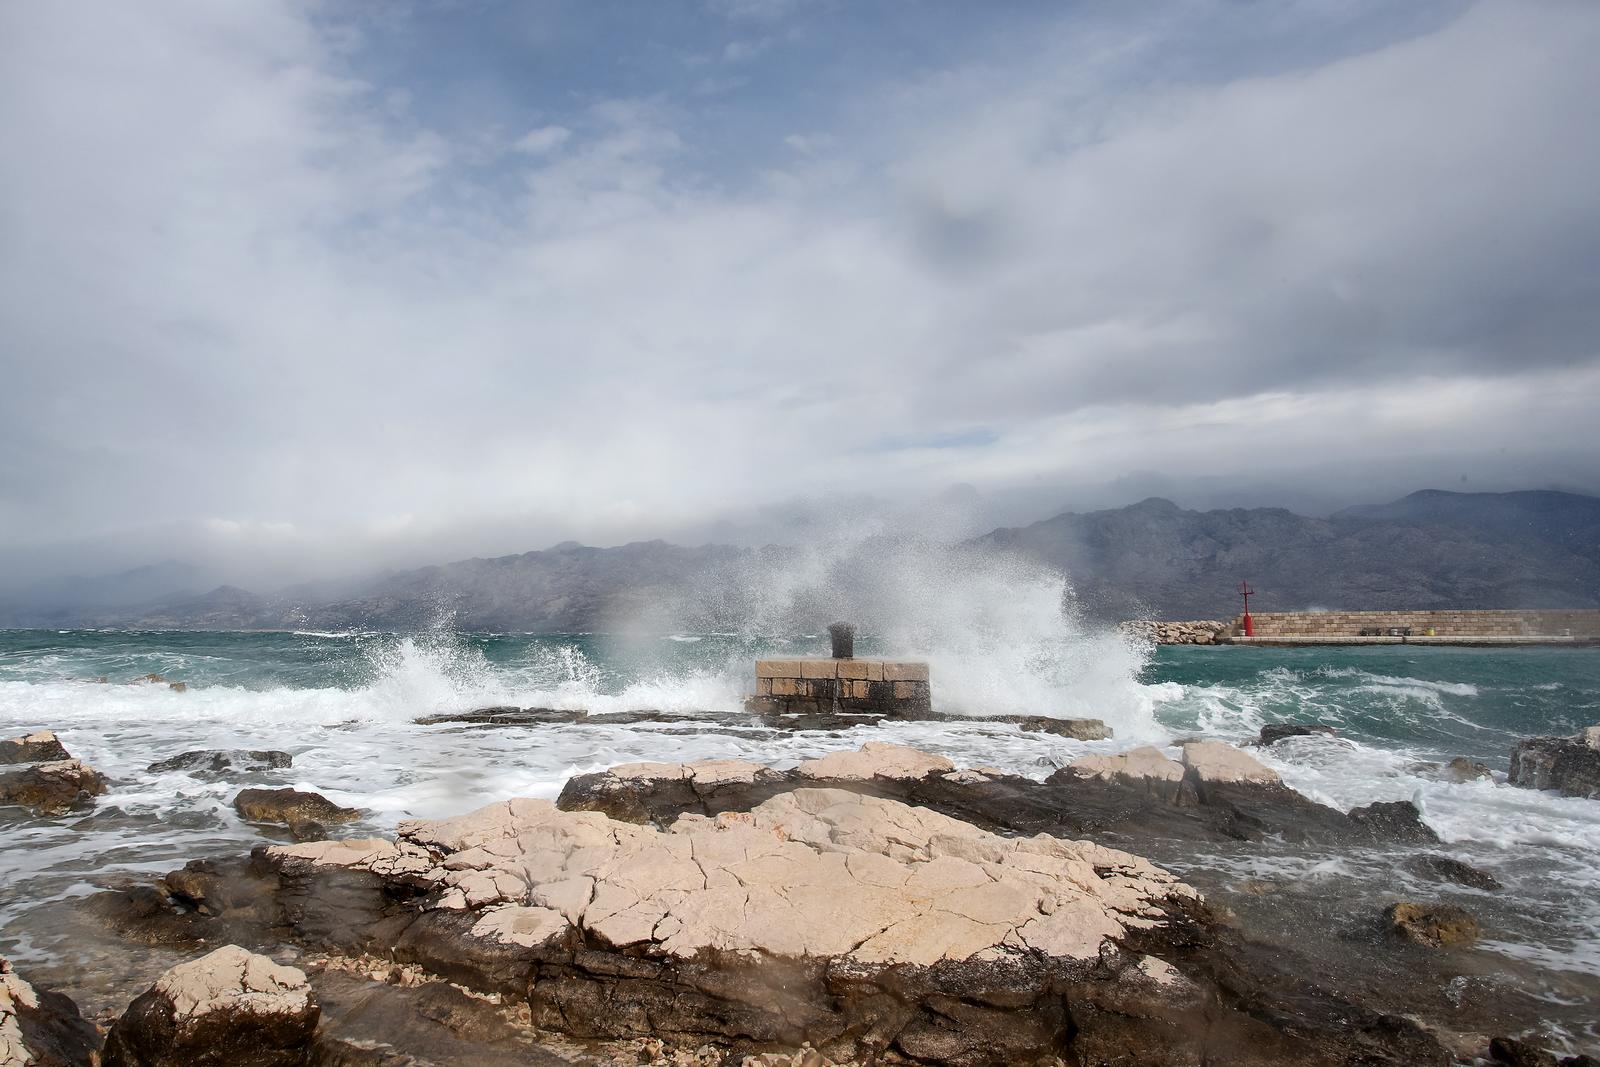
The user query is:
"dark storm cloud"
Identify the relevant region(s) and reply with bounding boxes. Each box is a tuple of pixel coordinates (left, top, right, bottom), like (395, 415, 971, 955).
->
(0, 0, 1596, 586)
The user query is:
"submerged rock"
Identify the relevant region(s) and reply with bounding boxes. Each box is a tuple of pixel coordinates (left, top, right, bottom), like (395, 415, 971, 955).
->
(233, 787, 360, 826)
(1509, 734, 1600, 799)
(1257, 723, 1337, 746)
(1403, 854, 1501, 891)
(102, 944, 319, 1067)
(149, 750, 292, 776)
(1384, 902, 1480, 947)
(1489, 1035, 1561, 1066)
(0, 759, 109, 815)
(1, 956, 98, 1067)
(0, 729, 72, 765)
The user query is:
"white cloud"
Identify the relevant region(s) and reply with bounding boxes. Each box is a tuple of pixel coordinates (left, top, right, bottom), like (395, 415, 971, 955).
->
(513, 124, 572, 155)
(1, 0, 1597, 586)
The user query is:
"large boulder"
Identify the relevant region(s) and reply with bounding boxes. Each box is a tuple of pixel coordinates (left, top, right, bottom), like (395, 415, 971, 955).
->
(1, 957, 98, 1066)
(233, 787, 360, 826)
(101, 944, 319, 1067)
(149, 750, 292, 777)
(0, 730, 72, 765)
(0, 759, 109, 815)
(1508, 733, 1600, 799)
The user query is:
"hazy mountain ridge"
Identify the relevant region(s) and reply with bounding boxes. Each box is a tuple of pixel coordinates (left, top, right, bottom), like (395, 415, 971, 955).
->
(4, 490, 1596, 630)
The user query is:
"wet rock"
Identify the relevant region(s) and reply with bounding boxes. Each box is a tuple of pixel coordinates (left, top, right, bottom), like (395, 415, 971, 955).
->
(1403, 854, 1501, 891)
(1348, 800, 1440, 844)
(1489, 1036, 1560, 1066)
(0, 759, 109, 815)
(1064, 746, 1194, 804)
(1258, 723, 1337, 746)
(1, 956, 99, 1067)
(1508, 734, 1600, 799)
(149, 750, 292, 776)
(102, 944, 319, 1067)
(0, 729, 72, 765)
(1384, 902, 1480, 947)
(289, 819, 328, 842)
(1442, 756, 1493, 781)
(234, 787, 361, 826)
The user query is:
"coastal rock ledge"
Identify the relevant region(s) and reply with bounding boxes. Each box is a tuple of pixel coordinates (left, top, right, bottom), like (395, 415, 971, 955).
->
(87, 747, 1453, 1065)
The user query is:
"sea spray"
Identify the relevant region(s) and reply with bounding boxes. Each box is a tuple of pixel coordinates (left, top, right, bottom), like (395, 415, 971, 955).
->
(687, 533, 1162, 735)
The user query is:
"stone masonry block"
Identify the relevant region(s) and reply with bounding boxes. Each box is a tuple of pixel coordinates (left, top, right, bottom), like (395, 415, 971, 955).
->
(756, 677, 772, 696)
(771, 678, 800, 697)
(756, 660, 802, 679)
(836, 660, 870, 680)
(800, 659, 840, 679)
(883, 662, 930, 682)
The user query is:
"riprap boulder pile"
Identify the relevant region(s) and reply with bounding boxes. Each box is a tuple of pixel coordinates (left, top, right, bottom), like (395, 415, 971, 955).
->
(1119, 620, 1230, 645)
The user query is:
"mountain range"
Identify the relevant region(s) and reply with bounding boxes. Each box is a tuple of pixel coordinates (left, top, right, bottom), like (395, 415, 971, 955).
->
(3, 490, 1597, 631)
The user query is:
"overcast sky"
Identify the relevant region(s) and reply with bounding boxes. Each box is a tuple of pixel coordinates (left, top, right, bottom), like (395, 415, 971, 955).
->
(3, 0, 1598, 587)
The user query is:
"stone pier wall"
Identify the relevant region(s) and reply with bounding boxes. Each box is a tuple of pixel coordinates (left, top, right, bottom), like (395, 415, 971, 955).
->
(1234, 609, 1600, 638)
(746, 658, 931, 716)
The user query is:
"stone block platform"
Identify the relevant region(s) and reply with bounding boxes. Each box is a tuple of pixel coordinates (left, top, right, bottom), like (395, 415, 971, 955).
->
(746, 658, 931, 716)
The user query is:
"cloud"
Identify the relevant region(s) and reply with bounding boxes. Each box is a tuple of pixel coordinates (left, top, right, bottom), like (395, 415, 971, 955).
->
(512, 124, 572, 155)
(1, 0, 1597, 586)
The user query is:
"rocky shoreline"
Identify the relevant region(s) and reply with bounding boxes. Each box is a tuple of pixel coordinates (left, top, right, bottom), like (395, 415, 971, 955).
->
(3, 721, 1599, 1064)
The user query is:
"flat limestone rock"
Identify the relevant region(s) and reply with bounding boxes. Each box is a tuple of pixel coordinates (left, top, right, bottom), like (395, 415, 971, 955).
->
(0, 729, 72, 765)
(276, 787, 1195, 967)
(0, 759, 109, 816)
(794, 742, 955, 782)
(102, 945, 318, 1067)
(1180, 741, 1281, 786)
(1068, 746, 1186, 783)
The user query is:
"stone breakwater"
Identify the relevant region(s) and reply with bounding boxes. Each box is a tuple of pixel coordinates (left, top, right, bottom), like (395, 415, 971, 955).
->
(1119, 620, 1230, 645)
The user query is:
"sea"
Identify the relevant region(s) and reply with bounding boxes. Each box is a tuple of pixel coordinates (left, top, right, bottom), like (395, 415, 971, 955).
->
(2, 626, 1599, 1046)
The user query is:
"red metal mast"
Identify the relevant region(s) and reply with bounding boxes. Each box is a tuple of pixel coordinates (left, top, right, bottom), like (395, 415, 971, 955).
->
(1239, 581, 1256, 637)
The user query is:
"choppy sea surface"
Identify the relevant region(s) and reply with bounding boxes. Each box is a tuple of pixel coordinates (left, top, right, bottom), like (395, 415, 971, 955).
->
(2, 628, 1598, 1044)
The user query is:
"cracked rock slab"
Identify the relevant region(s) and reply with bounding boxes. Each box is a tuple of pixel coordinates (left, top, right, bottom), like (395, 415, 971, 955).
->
(275, 787, 1194, 969)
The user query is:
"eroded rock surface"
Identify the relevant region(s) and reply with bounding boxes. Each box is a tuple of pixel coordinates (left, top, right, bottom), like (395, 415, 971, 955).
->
(0, 730, 72, 765)
(101, 945, 318, 1067)
(233, 787, 361, 826)
(1510, 733, 1600, 799)
(0, 759, 109, 815)
(1, 957, 97, 1067)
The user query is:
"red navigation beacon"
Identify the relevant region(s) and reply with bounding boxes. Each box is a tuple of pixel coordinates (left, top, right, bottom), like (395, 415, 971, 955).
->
(1239, 580, 1255, 637)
